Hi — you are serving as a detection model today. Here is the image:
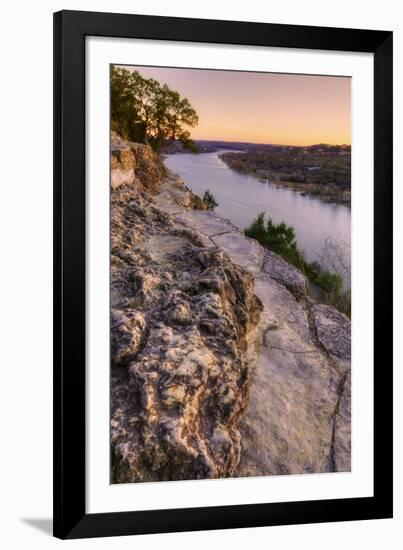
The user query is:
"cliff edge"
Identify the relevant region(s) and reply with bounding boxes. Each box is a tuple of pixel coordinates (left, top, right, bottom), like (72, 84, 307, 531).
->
(111, 133, 262, 482)
(110, 133, 351, 482)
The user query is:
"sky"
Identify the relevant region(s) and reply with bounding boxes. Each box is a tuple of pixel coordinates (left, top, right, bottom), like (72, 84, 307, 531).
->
(120, 65, 351, 146)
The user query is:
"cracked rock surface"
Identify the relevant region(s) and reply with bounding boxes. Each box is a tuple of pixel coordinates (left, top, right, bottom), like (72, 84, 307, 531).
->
(172, 210, 351, 476)
(111, 135, 262, 482)
(111, 133, 351, 482)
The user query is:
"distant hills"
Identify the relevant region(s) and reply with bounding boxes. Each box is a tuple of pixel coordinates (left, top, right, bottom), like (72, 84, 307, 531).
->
(162, 139, 351, 155)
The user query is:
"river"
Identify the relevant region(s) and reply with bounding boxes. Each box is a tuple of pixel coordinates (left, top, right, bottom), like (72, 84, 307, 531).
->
(165, 150, 351, 285)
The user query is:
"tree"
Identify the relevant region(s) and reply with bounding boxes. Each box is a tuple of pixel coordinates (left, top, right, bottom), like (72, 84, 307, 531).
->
(110, 68, 155, 142)
(244, 213, 305, 269)
(202, 190, 218, 211)
(160, 86, 198, 143)
(111, 66, 198, 150)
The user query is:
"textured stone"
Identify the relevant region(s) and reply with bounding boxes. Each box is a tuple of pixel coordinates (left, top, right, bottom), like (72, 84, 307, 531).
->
(332, 372, 351, 471)
(175, 210, 237, 237)
(312, 303, 351, 361)
(111, 130, 166, 194)
(212, 231, 265, 274)
(234, 272, 349, 477)
(154, 174, 205, 215)
(110, 139, 262, 482)
(111, 309, 146, 366)
(111, 243, 263, 482)
(263, 250, 308, 298)
(110, 132, 351, 483)
(167, 194, 351, 477)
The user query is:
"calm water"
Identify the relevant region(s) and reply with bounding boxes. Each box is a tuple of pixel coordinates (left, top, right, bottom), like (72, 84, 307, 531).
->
(165, 151, 351, 280)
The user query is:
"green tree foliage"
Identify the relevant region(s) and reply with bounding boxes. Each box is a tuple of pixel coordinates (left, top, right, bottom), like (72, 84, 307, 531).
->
(202, 190, 218, 211)
(244, 213, 305, 269)
(111, 66, 198, 150)
(314, 271, 343, 294)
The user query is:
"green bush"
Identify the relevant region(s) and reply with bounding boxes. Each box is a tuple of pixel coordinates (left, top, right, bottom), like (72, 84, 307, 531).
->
(244, 213, 305, 269)
(202, 190, 218, 211)
(314, 270, 343, 294)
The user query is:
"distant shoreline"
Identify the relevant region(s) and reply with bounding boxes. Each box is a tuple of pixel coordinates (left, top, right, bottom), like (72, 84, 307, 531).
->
(218, 147, 351, 208)
(219, 164, 351, 208)
(266, 179, 350, 207)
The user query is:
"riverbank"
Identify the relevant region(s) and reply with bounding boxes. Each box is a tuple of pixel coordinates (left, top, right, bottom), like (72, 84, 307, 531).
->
(162, 198, 351, 477)
(164, 151, 351, 277)
(111, 133, 351, 481)
(219, 150, 351, 207)
(270, 179, 350, 206)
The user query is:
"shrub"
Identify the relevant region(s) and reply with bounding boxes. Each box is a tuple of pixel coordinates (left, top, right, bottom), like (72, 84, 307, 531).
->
(244, 213, 305, 269)
(314, 271, 343, 294)
(202, 190, 218, 211)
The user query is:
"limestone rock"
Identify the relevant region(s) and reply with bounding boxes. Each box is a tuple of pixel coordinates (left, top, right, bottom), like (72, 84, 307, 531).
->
(312, 303, 351, 361)
(154, 174, 206, 214)
(110, 132, 351, 483)
(212, 231, 265, 274)
(331, 372, 351, 471)
(111, 131, 166, 194)
(111, 244, 262, 482)
(111, 310, 146, 366)
(263, 250, 308, 298)
(110, 136, 262, 482)
(169, 199, 351, 476)
(175, 210, 238, 237)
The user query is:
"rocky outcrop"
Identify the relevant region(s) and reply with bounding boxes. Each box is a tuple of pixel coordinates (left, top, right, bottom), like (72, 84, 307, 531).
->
(111, 134, 351, 483)
(169, 210, 351, 477)
(111, 131, 166, 193)
(311, 304, 351, 363)
(111, 136, 262, 482)
(263, 250, 308, 299)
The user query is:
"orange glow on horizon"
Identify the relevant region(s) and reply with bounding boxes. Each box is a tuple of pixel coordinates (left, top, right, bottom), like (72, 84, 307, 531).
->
(119, 65, 351, 146)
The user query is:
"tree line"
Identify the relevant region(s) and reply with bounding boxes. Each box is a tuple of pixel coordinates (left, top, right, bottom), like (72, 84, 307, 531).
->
(111, 66, 198, 151)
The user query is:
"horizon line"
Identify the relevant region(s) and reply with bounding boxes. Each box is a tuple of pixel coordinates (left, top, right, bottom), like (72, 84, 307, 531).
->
(192, 138, 352, 148)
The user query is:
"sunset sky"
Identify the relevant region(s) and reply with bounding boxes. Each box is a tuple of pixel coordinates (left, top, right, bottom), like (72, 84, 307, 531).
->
(121, 65, 351, 146)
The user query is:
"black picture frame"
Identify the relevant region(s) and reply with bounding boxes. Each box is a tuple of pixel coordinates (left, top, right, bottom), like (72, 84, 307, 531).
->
(53, 9, 393, 539)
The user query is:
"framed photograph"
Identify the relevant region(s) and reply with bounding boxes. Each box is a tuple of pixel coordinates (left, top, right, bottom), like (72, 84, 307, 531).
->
(53, 10, 393, 539)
